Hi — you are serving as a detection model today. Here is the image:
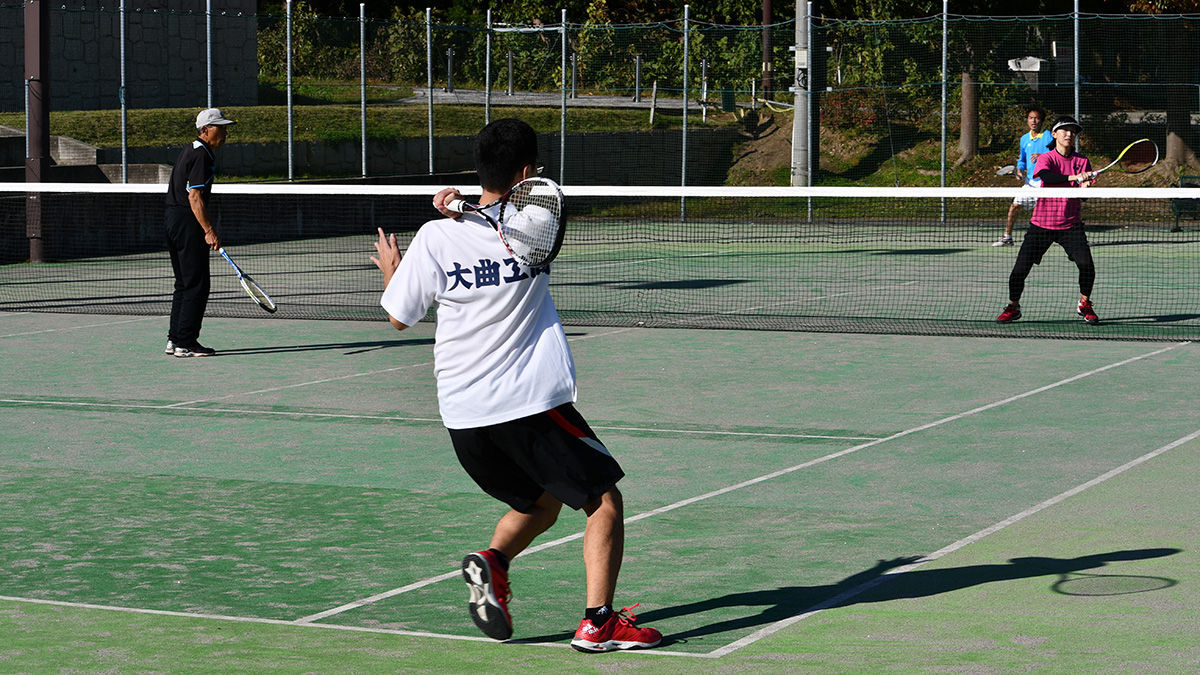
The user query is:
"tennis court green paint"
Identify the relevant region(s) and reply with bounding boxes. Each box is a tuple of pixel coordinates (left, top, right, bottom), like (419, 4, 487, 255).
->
(2, 314, 1198, 670)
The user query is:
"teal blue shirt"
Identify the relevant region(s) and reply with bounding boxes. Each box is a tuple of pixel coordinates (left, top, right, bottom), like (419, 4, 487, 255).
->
(1016, 130, 1053, 185)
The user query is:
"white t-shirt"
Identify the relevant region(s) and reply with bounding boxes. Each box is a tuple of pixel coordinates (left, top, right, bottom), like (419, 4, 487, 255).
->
(380, 209, 577, 429)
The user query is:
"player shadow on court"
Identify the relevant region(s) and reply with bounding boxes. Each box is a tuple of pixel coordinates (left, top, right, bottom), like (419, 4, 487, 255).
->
(516, 548, 1179, 647)
(213, 337, 434, 356)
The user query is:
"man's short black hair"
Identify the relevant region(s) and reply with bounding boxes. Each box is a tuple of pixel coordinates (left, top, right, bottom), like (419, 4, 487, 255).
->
(1025, 105, 1045, 119)
(474, 118, 539, 192)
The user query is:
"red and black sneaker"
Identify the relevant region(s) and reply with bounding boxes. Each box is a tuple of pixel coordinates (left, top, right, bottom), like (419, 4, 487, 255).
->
(462, 550, 512, 640)
(1077, 300, 1099, 325)
(996, 303, 1022, 323)
(571, 604, 662, 653)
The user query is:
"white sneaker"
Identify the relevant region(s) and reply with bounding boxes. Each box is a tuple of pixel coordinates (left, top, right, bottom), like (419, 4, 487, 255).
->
(992, 235, 1014, 247)
(165, 340, 176, 355)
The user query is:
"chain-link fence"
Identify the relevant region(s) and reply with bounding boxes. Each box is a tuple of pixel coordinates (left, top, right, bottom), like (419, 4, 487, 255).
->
(2, 3, 1197, 186)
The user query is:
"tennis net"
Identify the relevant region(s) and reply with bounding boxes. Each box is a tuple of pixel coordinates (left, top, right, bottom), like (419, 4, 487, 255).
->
(2, 183, 1198, 341)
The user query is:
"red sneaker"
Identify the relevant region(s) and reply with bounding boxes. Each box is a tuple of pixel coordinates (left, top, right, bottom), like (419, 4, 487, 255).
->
(1077, 300, 1099, 325)
(571, 604, 662, 653)
(996, 303, 1022, 323)
(462, 550, 512, 640)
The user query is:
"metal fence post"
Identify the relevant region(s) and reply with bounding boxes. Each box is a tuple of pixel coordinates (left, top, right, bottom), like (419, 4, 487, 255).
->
(286, 0, 294, 182)
(360, 3, 367, 178)
(939, 0, 947, 190)
(634, 55, 642, 102)
(1074, 0, 1080, 123)
(426, 7, 433, 174)
(485, 9, 492, 123)
(206, 0, 213, 108)
(682, 5, 689, 190)
(560, 9, 566, 186)
(120, 0, 128, 183)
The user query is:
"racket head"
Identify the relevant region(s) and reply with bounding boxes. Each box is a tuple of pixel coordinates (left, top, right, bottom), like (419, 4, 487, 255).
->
(497, 177, 566, 267)
(995, 164, 1016, 176)
(1117, 138, 1158, 174)
(239, 274, 277, 313)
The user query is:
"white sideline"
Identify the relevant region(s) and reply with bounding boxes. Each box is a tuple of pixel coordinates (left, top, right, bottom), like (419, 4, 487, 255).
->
(710, 423, 1200, 657)
(1, 328, 1193, 655)
(292, 341, 1189, 627)
(0, 315, 160, 338)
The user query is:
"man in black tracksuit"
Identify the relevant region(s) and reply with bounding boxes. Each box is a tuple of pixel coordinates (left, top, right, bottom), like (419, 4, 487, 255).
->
(164, 108, 235, 357)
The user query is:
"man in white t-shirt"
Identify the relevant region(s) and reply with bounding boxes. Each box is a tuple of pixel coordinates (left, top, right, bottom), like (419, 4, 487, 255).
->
(370, 118, 661, 653)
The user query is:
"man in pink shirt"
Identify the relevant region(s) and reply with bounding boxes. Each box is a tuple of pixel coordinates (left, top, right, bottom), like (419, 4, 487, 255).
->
(996, 115, 1100, 325)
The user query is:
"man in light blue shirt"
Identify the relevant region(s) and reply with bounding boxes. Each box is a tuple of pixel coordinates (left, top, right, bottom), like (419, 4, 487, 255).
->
(995, 106, 1053, 247)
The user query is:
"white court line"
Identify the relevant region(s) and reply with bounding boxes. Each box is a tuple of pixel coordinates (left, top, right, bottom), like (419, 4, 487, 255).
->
(709, 424, 1200, 658)
(0, 315, 161, 338)
(0, 399, 871, 442)
(593, 425, 878, 441)
(165, 362, 436, 408)
(168, 326, 639, 407)
(0, 595, 518, 646)
(292, 340, 1191, 626)
(0, 341, 1192, 656)
(0, 399, 443, 424)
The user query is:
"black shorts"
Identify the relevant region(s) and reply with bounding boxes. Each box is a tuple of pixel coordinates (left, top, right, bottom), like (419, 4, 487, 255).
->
(448, 403, 625, 513)
(1019, 223, 1092, 266)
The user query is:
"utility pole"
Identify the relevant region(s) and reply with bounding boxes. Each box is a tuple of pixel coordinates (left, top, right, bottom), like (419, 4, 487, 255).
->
(790, 1, 808, 186)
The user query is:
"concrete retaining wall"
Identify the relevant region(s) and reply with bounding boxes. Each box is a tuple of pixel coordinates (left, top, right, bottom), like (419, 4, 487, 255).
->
(96, 128, 740, 186)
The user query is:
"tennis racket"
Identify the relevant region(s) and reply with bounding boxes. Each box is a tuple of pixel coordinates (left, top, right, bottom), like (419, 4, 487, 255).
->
(995, 164, 1016, 176)
(218, 248, 277, 313)
(446, 177, 566, 268)
(1094, 138, 1159, 176)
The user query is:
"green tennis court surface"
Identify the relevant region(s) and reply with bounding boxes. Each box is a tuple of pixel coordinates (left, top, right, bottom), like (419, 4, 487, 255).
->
(2, 311, 1199, 673)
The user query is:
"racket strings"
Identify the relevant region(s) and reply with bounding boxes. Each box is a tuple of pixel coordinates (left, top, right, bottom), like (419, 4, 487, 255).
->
(241, 276, 277, 312)
(1119, 139, 1158, 173)
(499, 180, 564, 266)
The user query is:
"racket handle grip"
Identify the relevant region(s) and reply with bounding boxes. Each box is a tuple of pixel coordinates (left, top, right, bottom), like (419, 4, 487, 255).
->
(445, 199, 467, 214)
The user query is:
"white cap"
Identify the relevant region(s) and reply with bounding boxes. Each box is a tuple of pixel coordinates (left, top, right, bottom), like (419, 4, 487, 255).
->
(196, 108, 236, 129)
